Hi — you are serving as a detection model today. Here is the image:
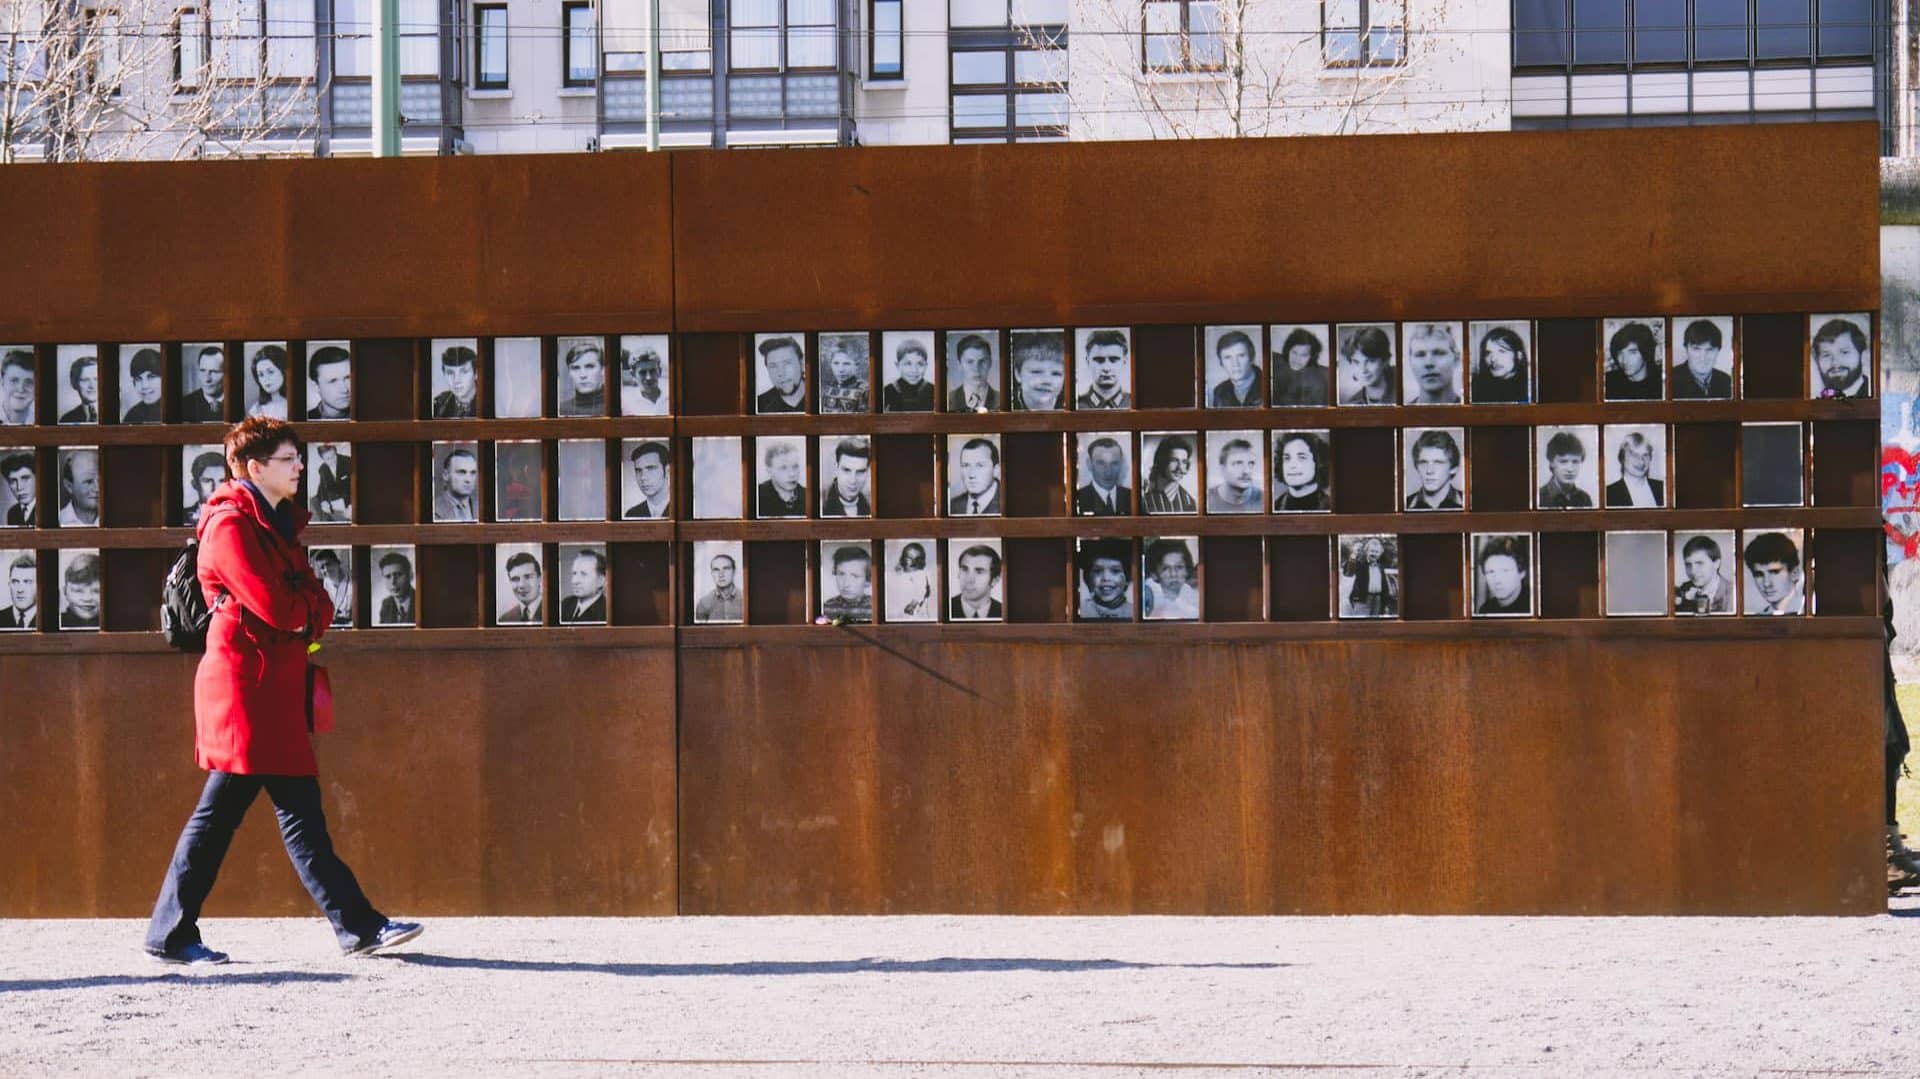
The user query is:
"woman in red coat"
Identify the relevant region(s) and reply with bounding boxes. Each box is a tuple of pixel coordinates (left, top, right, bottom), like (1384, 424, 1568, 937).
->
(145, 416, 421, 964)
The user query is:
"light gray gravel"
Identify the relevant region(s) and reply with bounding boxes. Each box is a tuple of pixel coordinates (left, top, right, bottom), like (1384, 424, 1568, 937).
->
(7, 907, 1920, 1078)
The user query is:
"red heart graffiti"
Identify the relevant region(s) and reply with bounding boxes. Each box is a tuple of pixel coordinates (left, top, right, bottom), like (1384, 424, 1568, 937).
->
(1884, 445, 1920, 557)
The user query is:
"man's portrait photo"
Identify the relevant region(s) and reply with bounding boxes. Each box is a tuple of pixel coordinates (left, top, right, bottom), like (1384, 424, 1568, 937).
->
(1534, 425, 1599, 510)
(1009, 330, 1067, 412)
(57, 447, 100, 528)
(56, 346, 100, 425)
(1205, 430, 1264, 514)
(947, 539, 1005, 621)
(1205, 325, 1263, 408)
(370, 545, 418, 627)
(818, 436, 872, 518)
(57, 547, 101, 631)
(754, 333, 809, 414)
(1075, 538, 1135, 622)
(1271, 429, 1332, 512)
(493, 440, 542, 522)
(692, 540, 745, 625)
(429, 338, 481, 419)
(1403, 427, 1466, 511)
(1742, 421, 1805, 507)
(1074, 433, 1133, 517)
(559, 544, 609, 625)
(1471, 533, 1533, 618)
(1140, 432, 1199, 515)
(183, 444, 229, 526)
(1402, 322, 1465, 405)
(1269, 324, 1331, 407)
(557, 438, 608, 521)
(1468, 321, 1532, 404)
(1604, 530, 1669, 616)
(819, 540, 874, 624)
(946, 331, 1001, 413)
(1074, 327, 1132, 410)
(1141, 536, 1199, 621)
(879, 332, 937, 413)
(754, 435, 809, 519)
(946, 434, 1003, 517)
(430, 441, 481, 523)
(883, 538, 938, 622)
(0, 348, 35, 425)
(181, 343, 229, 423)
(818, 333, 870, 415)
(1741, 528, 1806, 616)
(1336, 323, 1396, 406)
(691, 436, 745, 520)
(1602, 424, 1667, 509)
(304, 341, 353, 420)
(119, 346, 165, 424)
(1, 449, 37, 528)
(1603, 317, 1666, 401)
(620, 438, 673, 519)
(1673, 317, 1734, 400)
(0, 549, 37, 630)
(557, 336, 609, 417)
(242, 341, 290, 420)
(305, 441, 351, 524)
(493, 337, 543, 418)
(495, 544, 546, 626)
(1673, 530, 1736, 616)
(308, 545, 354, 628)
(618, 334, 671, 417)
(1338, 534, 1398, 619)
(1810, 313, 1872, 399)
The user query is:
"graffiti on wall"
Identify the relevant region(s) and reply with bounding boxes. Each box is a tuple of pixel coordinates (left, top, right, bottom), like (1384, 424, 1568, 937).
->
(1884, 228, 1920, 664)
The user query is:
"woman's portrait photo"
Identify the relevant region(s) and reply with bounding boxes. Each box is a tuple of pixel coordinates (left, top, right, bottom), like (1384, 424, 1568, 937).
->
(1, 347, 37, 425)
(1468, 321, 1532, 404)
(1603, 317, 1666, 401)
(883, 538, 939, 623)
(817, 333, 871, 415)
(1139, 432, 1200, 515)
(1074, 538, 1134, 621)
(1269, 324, 1331, 407)
(1602, 424, 1668, 509)
(880, 331, 937, 413)
(1338, 534, 1398, 619)
(242, 342, 290, 420)
(1141, 536, 1200, 621)
(1336, 323, 1397, 406)
(55, 345, 100, 426)
(493, 440, 543, 522)
(1470, 532, 1533, 618)
(1535, 425, 1599, 509)
(493, 337, 542, 419)
(618, 334, 671, 416)
(118, 345, 164, 424)
(556, 438, 607, 521)
(1270, 429, 1332, 513)
(428, 338, 480, 419)
(1604, 531, 1669, 616)
(1204, 325, 1263, 408)
(691, 436, 745, 520)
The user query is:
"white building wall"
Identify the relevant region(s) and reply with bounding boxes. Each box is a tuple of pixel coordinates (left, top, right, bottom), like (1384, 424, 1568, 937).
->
(460, 0, 598, 154)
(851, 0, 951, 146)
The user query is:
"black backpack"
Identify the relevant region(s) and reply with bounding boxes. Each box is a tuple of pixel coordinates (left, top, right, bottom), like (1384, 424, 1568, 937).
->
(160, 540, 212, 652)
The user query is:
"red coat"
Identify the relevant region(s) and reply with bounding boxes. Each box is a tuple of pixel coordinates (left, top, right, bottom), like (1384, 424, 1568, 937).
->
(192, 482, 335, 776)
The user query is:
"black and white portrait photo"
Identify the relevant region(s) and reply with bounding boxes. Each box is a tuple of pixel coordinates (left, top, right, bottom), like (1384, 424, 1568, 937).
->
(879, 332, 937, 413)
(306, 441, 351, 524)
(1471, 533, 1534, 618)
(182, 343, 229, 423)
(754, 435, 808, 519)
(1140, 432, 1199, 515)
(242, 342, 290, 420)
(754, 333, 809, 414)
(1673, 530, 1737, 616)
(1742, 422, 1805, 507)
(1741, 528, 1806, 616)
(620, 438, 673, 519)
(1403, 427, 1466, 511)
(1602, 424, 1668, 509)
(1337, 323, 1397, 406)
(1, 449, 35, 527)
(305, 341, 353, 420)
(1468, 321, 1532, 405)
(1402, 322, 1465, 405)
(557, 336, 608, 417)
(1604, 531, 1669, 616)
(1535, 425, 1600, 510)
(308, 546, 354, 628)
(0, 348, 35, 425)
(692, 540, 745, 625)
(494, 544, 546, 626)
(1075, 538, 1135, 621)
(493, 337, 543, 419)
(1810, 313, 1872, 399)
(818, 436, 873, 518)
(494, 440, 543, 522)
(182, 444, 228, 526)
(1673, 317, 1735, 400)
(559, 544, 609, 625)
(370, 545, 418, 627)
(1205, 325, 1263, 408)
(56, 345, 101, 425)
(1603, 318, 1666, 401)
(119, 346, 165, 424)
(556, 438, 608, 521)
(1271, 429, 1333, 512)
(1338, 534, 1398, 619)
(1269, 324, 1332, 407)
(947, 330, 1001, 413)
(57, 547, 101, 631)
(0, 549, 37, 630)
(1205, 431, 1264, 514)
(947, 434, 1003, 517)
(57, 447, 100, 528)
(947, 539, 1005, 621)
(1141, 536, 1200, 621)
(1074, 327, 1133, 410)
(819, 540, 874, 624)
(883, 538, 938, 622)
(691, 436, 744, 520)
(1008, 330, 1067, 412)
(430, 441, 481, 523)
(429, 338, 481, 419)
(818, 333, 870, 415)
(1074, 433, 1133, 516)
(618, 334, 671, 417)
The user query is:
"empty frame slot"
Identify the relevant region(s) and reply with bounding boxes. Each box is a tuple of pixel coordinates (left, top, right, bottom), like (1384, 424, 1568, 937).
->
(1332, 427, 1396, 514)
(745, 540, 809, 625)
(1002, 432, 1065, 518)
(610, 542, 673, 625)
(680, 333, 745, 416)
(352, 339, 417, 421)
(1399, 532, 1463, 621)
(101, 548, 173, 631)
(1468, 426, 1531, 512)
(1741, 422, 1805, 507)
(1535, 318, 1599, 404)
(356, 442, 419, 524)
(1672, 423, 1737, 509)
(875, 433, 936, 518)
(1200, 535, 1264, 622)
(1538, 531, 1600, 618)
(1738, 313, 1803, 399)
(1810, 528, 1875, 616)
(1811, 420, 1877, 507)
(102, 445, 165, 528)
(1269, 535, 1331, 621)
(1132, 324, 1198, 409)
(1005, 537, 1068, 623)
(417, 544, 481, 628)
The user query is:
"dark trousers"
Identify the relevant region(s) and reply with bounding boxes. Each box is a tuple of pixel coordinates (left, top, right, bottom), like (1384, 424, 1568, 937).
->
(146, 771, 386, 953)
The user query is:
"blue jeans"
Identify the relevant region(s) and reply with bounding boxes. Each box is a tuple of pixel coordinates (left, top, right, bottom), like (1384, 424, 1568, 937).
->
(146, 771, 386, 953)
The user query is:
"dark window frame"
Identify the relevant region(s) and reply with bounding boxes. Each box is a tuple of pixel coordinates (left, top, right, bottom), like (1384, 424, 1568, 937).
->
(1141, 0, 1226, 74)
(1322, 0, 1407, 69)
(869, 0, 903, 79)
(473, 1, 508, 89)
(562, 0, 596, 86)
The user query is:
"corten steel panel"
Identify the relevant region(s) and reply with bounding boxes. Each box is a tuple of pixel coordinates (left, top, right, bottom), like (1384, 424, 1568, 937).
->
(677, 636, 1881, 915)
(0, 155, 673, 342)
(669, 124, 1879, 331)
(0, 647, 676, 917)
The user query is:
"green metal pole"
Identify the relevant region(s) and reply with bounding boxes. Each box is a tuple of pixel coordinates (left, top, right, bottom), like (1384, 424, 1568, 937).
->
(372, 0, 401, 157)
(645, 0, 660, 151)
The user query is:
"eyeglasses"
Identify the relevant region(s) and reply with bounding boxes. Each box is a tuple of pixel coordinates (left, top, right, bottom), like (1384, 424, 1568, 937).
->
(263, 452, 301, 465)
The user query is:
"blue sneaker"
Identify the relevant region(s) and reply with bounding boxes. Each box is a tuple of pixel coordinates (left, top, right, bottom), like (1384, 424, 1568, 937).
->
(344, 920, 423, 957)
(149, 942, 229, 966)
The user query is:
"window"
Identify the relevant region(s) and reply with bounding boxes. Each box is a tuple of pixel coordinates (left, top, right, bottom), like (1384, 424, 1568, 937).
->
(563, 0, 595, 85)
(175, 7, 206, 87)
(400, 0, 437, 77)
(730, 0, 834, 73)
(949, 0, 1007, 27)
(1144, 0, 1223, 72)
(334, 0, 434, 79)
(1513, 0, 1569, 65)
(787, 0, 833, 68)
(1693, 0, 1747, 60)
(1817, 0, 1871, 58)
(870, 0, 901, 79)
(210, 0, 261, 79)
(947, 0, 1068, 142)
(602, 0, 712, 74)
(1632, 0, 1685, 63)
(86, 8, 124, 91)
(1755, 0, 1809, 60)
(1324, 0, 1404, 66)
(1572, 0, 1626, 64)
(264, 0, 315, 79)
(473, 2, 506, 88)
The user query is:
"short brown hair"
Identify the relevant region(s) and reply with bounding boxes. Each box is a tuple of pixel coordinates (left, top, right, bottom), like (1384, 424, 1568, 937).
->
(224, 416, 300, 467)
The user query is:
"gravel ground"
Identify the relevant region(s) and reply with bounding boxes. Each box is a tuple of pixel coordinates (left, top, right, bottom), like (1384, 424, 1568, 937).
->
(7, 907, 1920, 1078)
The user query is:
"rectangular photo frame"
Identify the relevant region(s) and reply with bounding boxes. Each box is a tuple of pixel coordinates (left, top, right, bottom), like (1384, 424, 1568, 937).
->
(304, 341, 353, 420)
(184, 443, 229, 526)
(1271, 429, 1333, 513)
(120, 345, 165, 423)
(54, 345, 100, 425)
(1009, 329, 1067, 412)
(1337, 534, 1399, 619)
(1467, 320, 1532, 404)
(819, 539, 875, 624)
(1810, 313, 1872, 399)
(691, 436, 745, 520)
(1, 448, 35, 527)
(56, 446, 100, 528)
(1602, 317, 1666, 401)
(1335, 323, 1396, 406)
(948, 330, 1003, 412)
(493, 337, 543, 419)
(1401, 322, 1465, 405)
(947, 537, 1005, 622)
(1603, 530, 1668, 616)
(882, 538, 939, 622)
(754, 435, 809, 519)
(556, 438, 609, 522)
(754, 333, 809, 414)
(818, 435, 873, 518)
(619, 438, 674, 520)
(1672, 317, 1735, 400)
(494, 440, 543, 522)
(240, 342, 290, 420)
(1403, 427, 1466, 511)
(494, 542, 547, 626)
(691, 539, 745, 625)
(1, 346, 37, 425)
(1673, 530, 1738, 615)
(1142, 536, 1200, 621)
(557, 336, 610, 417)
(1204, 429, 1264, 514)
(947, 434, 1004, 517)
(306, 440, 352, 524)
(1535, 425, 1599, 509)
(369, 544, 419, 627)
(1740, 527, 1807, 616)
(1204, 325, 1263, 408)
(1470, 532, 1534, 617)
(558, 543, 609, 625)
(1073, 327, 1133, 410)
(1270, 324, 1332, 406)
(1074, 432, 1133, 517)
(817, 332, 871, 415)
(429, 338, 481, 419)
(1075, 537, 1135, 621)
(0, 547, 37, 629)
(878, 331, 938, 413)
(56, 547, 100, 631)
(308, 545, 355, 628)
(617, 334, 672, 416)
(1140, 431, 1200, 515)
(1602, 423, 1669, 509)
